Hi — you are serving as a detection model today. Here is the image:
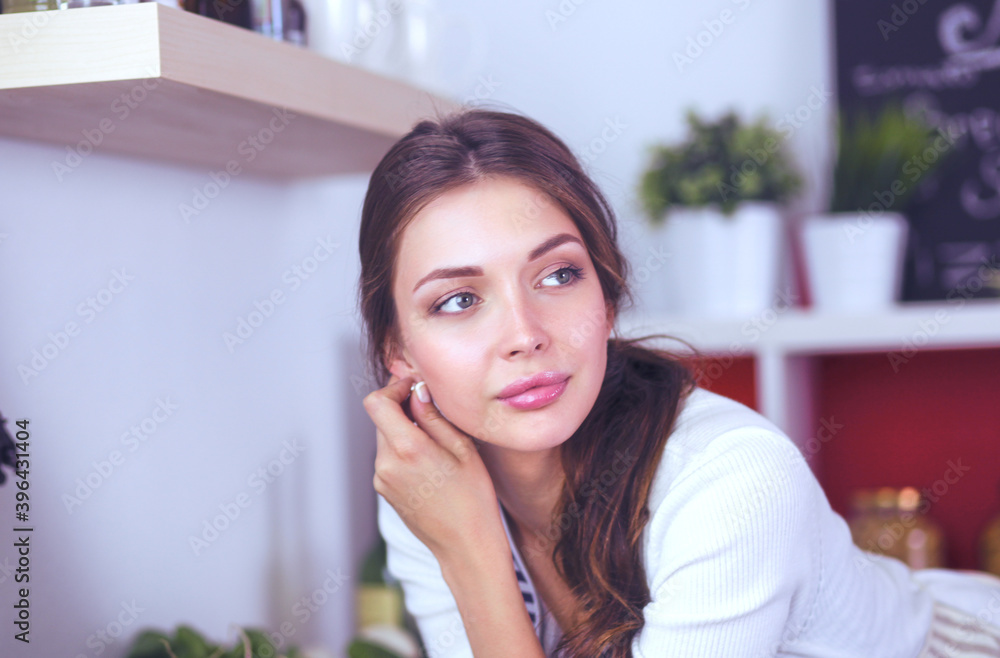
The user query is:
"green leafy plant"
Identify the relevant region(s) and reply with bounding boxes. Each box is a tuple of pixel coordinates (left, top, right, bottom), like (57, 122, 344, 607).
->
(125, 624, 303, 658)
(639, 109, 802, 225)
(828, 104, 953, 214)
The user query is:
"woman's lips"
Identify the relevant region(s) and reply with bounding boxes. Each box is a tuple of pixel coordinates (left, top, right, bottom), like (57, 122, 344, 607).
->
(498, 378, 568, 410)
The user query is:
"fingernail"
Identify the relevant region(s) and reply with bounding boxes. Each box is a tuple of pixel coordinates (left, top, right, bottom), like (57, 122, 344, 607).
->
(414, 380, 430, 403)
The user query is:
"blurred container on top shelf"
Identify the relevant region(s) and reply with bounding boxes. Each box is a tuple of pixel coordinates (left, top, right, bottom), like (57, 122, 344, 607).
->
(2, 0, 61, 10)
(181, 0, 305, 45)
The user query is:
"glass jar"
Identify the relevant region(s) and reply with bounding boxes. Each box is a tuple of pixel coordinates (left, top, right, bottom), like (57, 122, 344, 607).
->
(849, 486, 908, 562)
(897, 486, 945, 569)
(849, 486, 945, 568)
(980, 481, 1000, 577)
(3, 0, 60, 12)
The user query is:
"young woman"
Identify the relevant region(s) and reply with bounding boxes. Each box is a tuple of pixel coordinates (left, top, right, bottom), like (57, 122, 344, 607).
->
(357, 108, 1000, 657)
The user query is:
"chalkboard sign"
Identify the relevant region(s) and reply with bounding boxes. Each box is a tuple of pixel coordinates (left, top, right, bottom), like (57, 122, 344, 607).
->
(833, 0, 1000, 301)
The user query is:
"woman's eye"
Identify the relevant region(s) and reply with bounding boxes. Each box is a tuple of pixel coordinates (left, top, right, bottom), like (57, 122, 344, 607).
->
(430, 266, 585, 316)
(542, 265, 584, 287)
(433, 292, 478, 315)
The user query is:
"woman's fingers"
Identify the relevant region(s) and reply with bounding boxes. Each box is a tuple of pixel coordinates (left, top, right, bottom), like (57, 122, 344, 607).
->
(363, 375, 420, 447)
(365, 375, 500, 559)
(366, 376, 474, 461)
(409, 381, 477, 461)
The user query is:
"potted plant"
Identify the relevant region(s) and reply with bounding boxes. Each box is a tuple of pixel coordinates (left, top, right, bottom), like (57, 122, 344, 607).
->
(801, 104, 952, 312)
(124, 624, 306, 658)
(638, 109, 803, 318)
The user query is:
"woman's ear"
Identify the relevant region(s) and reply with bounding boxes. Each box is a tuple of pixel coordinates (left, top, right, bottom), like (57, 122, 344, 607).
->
(388, 358, 416, 381)
(384, 341, 419, 381)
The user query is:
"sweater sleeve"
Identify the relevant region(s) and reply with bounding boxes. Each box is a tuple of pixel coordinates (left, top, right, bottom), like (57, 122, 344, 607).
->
(377, 493, 474, 658)
(631, 428, 820, 658)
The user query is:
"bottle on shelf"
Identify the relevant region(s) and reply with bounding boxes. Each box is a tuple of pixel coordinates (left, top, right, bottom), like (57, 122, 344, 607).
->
(184, 0, 252, 31)
(979, 480, 1000, 577)
(282, 0, 306, 46)
(849, 486, 907, 563)
(357, 533, 403, 629)
(897, 486, 945, 569)
(2, 0, 59, 12)
(139, 0, 184, 9)
(182, 0, 304, 46)
(348, 533, 423, 658)
(848, 488, 880, 551)
(848, 486, 945, 569)
(67, 0, 115, 7)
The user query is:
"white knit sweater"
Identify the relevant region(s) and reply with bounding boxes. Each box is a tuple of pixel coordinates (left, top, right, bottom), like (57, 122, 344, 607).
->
(377, 386, 1000, 657)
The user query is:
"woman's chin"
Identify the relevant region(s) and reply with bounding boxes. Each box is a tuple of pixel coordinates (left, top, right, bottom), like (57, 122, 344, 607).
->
(473, 419, 576, 454)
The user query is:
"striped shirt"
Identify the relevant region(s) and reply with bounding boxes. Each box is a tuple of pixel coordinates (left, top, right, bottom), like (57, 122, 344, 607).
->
(499, 501, 563, 655)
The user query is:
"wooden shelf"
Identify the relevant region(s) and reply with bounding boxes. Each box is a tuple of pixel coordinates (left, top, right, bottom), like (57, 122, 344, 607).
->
(0, 3, 461, 178)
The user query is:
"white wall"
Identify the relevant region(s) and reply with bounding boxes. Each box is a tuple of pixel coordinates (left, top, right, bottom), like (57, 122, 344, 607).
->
(425, 0, 834, 316)
(0, 140, 376, 656)
(0, 1, 832, 656)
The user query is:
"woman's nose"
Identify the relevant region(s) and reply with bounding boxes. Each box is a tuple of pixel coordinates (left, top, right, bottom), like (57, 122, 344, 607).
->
(499, 292, 549, 358)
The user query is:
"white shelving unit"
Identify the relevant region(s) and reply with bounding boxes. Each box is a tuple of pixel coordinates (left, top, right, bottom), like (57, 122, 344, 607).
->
(618, 300, 1000, 465)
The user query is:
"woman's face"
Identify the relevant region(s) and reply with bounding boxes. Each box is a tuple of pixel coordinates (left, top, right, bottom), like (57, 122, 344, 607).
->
(387, 176, 613, 453)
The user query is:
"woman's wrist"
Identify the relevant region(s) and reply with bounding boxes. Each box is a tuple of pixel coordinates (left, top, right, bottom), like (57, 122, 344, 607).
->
(437, 532, 545, 658)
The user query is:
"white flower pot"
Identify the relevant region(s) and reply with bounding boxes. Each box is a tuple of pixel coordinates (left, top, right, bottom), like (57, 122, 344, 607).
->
(651, 202, 784, 318)
(800, 212, 909, 312)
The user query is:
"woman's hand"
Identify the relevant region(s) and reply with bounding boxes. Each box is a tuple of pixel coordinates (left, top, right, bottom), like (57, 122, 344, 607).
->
(363, 374, 504, 563)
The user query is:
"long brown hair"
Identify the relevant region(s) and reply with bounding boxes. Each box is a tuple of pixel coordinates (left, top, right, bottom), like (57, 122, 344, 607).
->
(356, 107, 698, 657)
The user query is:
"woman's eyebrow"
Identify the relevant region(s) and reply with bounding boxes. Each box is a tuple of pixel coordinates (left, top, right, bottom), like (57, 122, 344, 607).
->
(411, 233, 584, 293)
